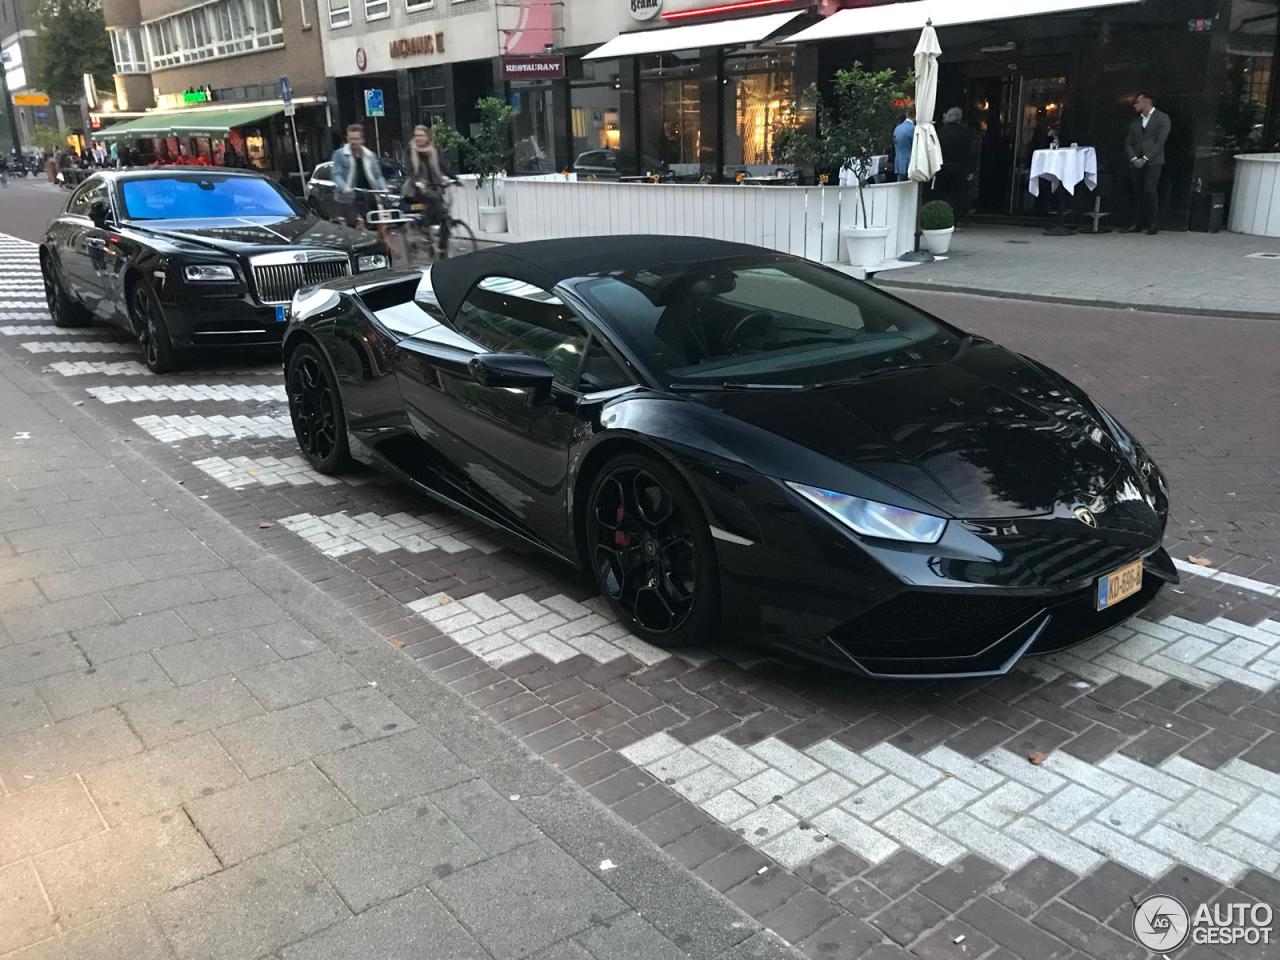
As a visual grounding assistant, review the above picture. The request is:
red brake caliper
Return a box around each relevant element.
[614,504,631,547]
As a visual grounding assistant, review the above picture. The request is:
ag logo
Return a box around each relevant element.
[1133,895,1190,952]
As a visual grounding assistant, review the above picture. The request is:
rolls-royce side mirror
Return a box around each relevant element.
[89,200,110,229]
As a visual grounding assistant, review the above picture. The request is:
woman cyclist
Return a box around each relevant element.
[403,125,451,255]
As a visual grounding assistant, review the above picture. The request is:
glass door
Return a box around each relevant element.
[1009,70,1071,215]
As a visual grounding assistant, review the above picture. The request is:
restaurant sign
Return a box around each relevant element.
[501,55,565,80]
[389,32,446,59]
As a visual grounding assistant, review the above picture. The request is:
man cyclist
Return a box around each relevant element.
[331,124,387,229]
[403,124,451,256]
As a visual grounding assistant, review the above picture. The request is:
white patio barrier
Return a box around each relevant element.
[450,175,918,266]
[1230,153,1280,238]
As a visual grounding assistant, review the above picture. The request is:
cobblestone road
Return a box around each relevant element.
[3,231,1279,960]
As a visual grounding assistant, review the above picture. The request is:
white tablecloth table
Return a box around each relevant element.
[1029,146,1098,196]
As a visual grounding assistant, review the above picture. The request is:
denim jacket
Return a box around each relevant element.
[331,144,387,192]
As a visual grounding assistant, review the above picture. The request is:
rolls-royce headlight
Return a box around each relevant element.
[787,482,947,544]
[357,254,389,272]
[184,264,236,281]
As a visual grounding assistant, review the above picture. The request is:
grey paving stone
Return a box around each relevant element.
[303,797,485,911]
[527,941,593,960]
[991,857,1078,917]
[254,621,324,659]
[129,548,227,580]
[3,902,174,960]
[36,652,174,720]
[68,530,202,567]
[280,886,489,960]
[0,634,88,687]
[0,708,141,788]
[34,811,219,928]
[434,839,626,960]
[0,862,57,954]
[759,888,843,945]
[795,915,885,960]
[0,595,117,643]
[0,547,76,587]
[83,733,243,827]
[214,699,367,778]
[5,519,105,553]
[187,762,356,864]
[958,897,1072,960]
[151,844,349,960]
[102,575,219,617]
[574,910,690,960]
[0,578,43,613]
[236,650,365,710]
[326,686,416,739]
[0,776,103,866]
[714,929,802,960]
[871,890,948,946]
[315,727,473,814]
[0,683,50,736]
[431,778,543,856]
[152,629,280,686]
[36,562,146,603]
[73,610,196,664]
[120,674,263,748]
[173,594,290,637]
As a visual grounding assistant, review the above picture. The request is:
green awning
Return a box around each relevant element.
[99,104,283,140]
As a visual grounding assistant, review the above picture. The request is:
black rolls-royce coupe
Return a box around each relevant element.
[283,236,1177,679]
[39,169,391,373]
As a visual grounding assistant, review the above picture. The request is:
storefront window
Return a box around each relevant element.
[413,66,447,127]
[722,48,796,170]
[1215,1,1277,152]
[640,53,699,172]
[570,58,622,175]
[511,85,557,174]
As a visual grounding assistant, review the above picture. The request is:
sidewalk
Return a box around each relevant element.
[873,224,1280,319]
[0,353,796,960]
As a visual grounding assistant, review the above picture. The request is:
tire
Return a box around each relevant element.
[42,255,90,327]
[286,343,352,474]
[130,281,181,374]
[445,219,477,258]
[585,452,719,648]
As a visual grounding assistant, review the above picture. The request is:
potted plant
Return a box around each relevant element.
[920,200,955,254]
[461,97,514,234]
[783,63,912,268]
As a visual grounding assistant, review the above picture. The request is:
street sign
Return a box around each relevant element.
[284,103,296,117]
[279,76,292,104]
[13,93,49,107]
[364,88,384,118]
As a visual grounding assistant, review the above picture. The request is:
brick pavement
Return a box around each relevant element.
[2,231,1279,958]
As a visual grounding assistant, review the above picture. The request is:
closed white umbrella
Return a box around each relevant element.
[908,22,943,183]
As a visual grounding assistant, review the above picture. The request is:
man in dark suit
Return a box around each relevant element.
[1123,92,1171,235]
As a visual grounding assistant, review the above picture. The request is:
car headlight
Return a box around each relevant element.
[787,482,947,544]
[184,264,236,282]
[357,254,389,272]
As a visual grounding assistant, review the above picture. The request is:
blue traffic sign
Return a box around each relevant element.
[364,88,385,118]
[279,76,292,104]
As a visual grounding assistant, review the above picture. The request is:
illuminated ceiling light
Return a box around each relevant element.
[661,0,794,21]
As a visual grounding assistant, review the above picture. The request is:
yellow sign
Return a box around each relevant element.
[13,92,50,106]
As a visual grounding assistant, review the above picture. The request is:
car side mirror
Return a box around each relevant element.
[468,353,555,404]
[89,200,110,229]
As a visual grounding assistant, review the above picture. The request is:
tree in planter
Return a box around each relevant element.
[782,63,913,227]
[459,97,514,208]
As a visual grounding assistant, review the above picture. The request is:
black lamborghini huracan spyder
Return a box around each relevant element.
[283,236,1176,678]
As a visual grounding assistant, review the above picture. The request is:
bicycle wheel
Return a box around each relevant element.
[445,219,477,258]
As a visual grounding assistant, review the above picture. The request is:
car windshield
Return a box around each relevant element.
[118,175,300,222]
[575,257,962,388]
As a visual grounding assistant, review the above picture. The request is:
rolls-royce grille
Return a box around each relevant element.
[252,257,350,305]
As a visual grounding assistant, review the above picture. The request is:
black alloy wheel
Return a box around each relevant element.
[287,344,352,474]
[42,256,89,327]
[586,453,718,647]
[131,283,179,374]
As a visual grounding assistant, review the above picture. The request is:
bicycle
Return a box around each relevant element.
[360,181,477,265]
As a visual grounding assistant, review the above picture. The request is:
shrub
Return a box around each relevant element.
[921,200,955,231]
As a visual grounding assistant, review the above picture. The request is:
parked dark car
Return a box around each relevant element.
[282,236,1176,678]
[39,168,391,373]
[307,159,406,221]
[571,149,670,180]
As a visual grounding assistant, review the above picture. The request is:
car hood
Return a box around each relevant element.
[128,216,375,253]
[691,340,1125,519]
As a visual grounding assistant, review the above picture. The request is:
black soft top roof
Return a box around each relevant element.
[429,235,770,320]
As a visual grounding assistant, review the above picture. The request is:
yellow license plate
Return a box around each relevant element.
[411,203,425,211]
[1096,559,1143,610]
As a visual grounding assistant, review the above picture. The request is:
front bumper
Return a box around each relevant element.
[158,284,288,350]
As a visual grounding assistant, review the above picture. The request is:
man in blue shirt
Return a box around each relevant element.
[893,111,915,181]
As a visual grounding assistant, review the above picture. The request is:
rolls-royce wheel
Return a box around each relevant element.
[586,452,718,648]
[287,343,352,474]
[42,256,90,328]
[131,282,180,374]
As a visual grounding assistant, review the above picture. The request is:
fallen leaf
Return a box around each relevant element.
[1187,554,1212,566]
[387,637,406,648]
[1028,751,1047,765]
[258,520,276,529]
